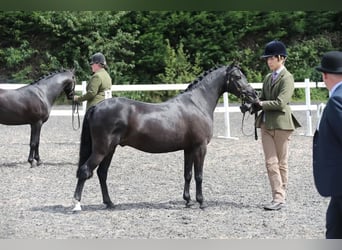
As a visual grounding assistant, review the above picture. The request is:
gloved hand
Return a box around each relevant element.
[250,102,262,114]
[239,103,251,114]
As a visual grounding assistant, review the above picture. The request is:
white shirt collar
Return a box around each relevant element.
[274,66,285,75]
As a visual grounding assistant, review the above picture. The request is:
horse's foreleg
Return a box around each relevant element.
[97,148,116,209]
[34,123,43,166]
[28,127,35,167]
[194,144,207,209]
[183,150,194,207]
[28,122,43,167]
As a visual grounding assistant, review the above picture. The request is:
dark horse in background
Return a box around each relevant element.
[0,69,75,167]
[72,64,259,211]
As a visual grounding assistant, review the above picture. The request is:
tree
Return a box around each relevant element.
[157,39,202,84]
[0,11,138,83]
[0,11,341,102]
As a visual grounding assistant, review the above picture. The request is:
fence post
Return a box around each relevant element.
[81,81,87,114]
[217,92,238,140]
[304,78,313,136]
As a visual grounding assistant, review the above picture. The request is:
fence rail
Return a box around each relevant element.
[0,79,326,138]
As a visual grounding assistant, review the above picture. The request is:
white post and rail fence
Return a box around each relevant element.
[0,79,326,138]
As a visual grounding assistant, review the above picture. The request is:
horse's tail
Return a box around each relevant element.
[76,106,95,178]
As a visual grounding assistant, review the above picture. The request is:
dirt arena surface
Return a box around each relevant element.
[0,106,329,239]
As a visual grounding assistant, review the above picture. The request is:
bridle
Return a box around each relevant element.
[226,66,252,111]
[69,73,80,130]
[241,106,258,140]
[226,66,245,98]
[72,99,80,131]
[226,66,259,140]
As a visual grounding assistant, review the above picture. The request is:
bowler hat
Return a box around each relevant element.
[316,51,342,74]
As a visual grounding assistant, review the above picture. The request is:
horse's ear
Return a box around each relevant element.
[73,60,80,71]
[231,59,241,68]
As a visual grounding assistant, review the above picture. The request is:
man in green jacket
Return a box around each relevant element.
[74,52,112,110]
[254,41,301,210]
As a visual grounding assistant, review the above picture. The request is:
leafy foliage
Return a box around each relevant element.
[157,39,202,84]
[0,11,138,83]
[0,11,341,102]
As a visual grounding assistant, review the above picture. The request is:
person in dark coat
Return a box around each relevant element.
[313,50,342,239]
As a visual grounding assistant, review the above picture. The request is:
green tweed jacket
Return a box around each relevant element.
[78,68,112,110]
[255,68,301,130]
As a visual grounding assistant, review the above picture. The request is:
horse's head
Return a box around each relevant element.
[225,64,259,105]
[63,69,76,100]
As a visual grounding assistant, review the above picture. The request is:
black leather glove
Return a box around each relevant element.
[250,102,262,114]
[240,103,251,114]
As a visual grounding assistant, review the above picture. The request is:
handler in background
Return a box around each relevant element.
[254,41,301,211]
[74,52,112,110]
[313,51,342,239]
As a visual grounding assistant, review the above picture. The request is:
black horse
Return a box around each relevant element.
[0,69,75,167]
[72,64,259,211]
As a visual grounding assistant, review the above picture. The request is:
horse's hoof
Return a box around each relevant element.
[36,160,43,166]
[105,202,116,209]
[72,206,82,212]
[72,199,82,212]
[199,203,208,210]
[185,200,195,208]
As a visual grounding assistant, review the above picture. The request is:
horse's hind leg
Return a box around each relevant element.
[73,153,106,211]
[73,140,113,211]
[183,150,194,207]
[97,148,116,209]
[28,122,43,167]
[73,178,86,211]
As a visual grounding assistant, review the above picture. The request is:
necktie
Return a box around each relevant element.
[272,72,278,84]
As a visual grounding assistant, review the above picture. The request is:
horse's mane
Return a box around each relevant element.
[183,65,225,93]
[30,68,72,85]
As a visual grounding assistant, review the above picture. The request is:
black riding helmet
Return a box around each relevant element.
[261,41,287,58]
[90,52,107,67]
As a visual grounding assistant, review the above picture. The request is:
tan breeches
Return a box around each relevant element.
[260,123,293,203]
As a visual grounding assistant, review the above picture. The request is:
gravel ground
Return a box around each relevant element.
[0,106,329,239]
